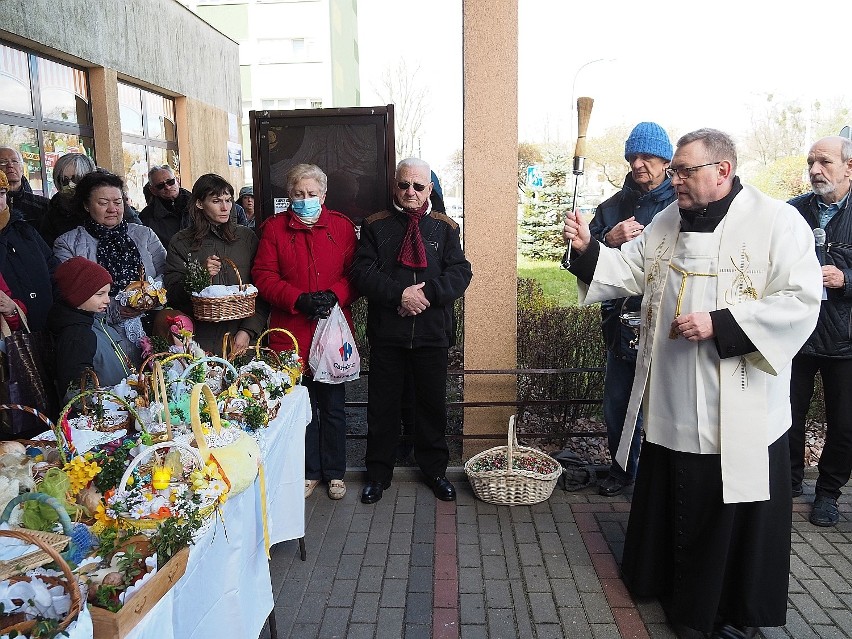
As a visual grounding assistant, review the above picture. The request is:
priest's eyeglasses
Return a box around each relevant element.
[665,162,721,180]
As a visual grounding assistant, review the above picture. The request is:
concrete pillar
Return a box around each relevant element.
[88,67,123,175]
[174,97,193,184]
[462,0,518,457]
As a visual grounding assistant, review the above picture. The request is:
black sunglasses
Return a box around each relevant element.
[397,181,427,192]
[154,177,177,190]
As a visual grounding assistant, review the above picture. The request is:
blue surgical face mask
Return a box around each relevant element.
[291,197,322,218]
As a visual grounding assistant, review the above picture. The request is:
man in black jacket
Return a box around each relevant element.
[0,146,49,231]
[789,135,852,527]
[351,158,472,504]
[139,165,192,249]
[140,165,250,248]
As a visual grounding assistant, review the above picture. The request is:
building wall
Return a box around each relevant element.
[329,0,360,107]
[189,0,359,183]
[1,0,241,185]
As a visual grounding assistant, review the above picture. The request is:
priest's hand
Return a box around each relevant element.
[822,265,845,289]
[671,312,714,342]
[563,211,591,254]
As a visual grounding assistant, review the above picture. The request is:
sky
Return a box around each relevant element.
[357,0,850,178]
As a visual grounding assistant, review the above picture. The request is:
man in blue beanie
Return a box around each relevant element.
[588,122,676,496]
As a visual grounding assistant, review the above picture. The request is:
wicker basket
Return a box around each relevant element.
[0,492,74,581]
[115,440,217,535]
[0,527,82,637]
[124,265,166,311]
[219,372,269,423]
[140,351,194,374]
[191,256,256,322]
[178,356,238,395]
[464,416,563,506]
[256,327,302,388]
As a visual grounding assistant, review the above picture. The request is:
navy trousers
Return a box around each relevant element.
[303,377,347,482]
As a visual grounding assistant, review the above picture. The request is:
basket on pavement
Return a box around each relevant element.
[464,415,563,506]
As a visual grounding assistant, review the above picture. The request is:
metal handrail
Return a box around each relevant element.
[345,366,606,441]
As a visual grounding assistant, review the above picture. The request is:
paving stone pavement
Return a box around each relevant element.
[260,472,852,639]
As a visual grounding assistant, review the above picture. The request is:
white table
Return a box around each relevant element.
[117,386,311,639]
[264,385,311,545]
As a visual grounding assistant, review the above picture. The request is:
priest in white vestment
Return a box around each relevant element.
[562,129,822,638]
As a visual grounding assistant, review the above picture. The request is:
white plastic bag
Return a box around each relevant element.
[308,304,360,383]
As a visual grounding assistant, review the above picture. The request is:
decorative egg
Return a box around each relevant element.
[152,468,172,490]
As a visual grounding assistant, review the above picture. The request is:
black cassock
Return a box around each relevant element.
[620,436,792,633]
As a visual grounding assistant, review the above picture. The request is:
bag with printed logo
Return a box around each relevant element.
[308,304,360,384]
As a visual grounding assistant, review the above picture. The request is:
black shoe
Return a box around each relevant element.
[361,480,390,504]
[810,494,840,527]
[711,623,757,638]
[791,483,803,498]
[598,475,632,497]
[427,476,456,501]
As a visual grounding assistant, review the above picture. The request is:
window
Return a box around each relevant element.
[257,38,318,64]
[0,41,94,196]
[118,82,179,209]
[257,98,323,111]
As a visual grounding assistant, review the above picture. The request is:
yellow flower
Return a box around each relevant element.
[242,388,252,398]
[93,502,115,528]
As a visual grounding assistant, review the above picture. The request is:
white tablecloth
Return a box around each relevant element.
[264,385,311,545]
[81,386,312,639]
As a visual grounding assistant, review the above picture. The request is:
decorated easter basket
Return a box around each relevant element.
[190,383,260,498]
[0,527,82,637]
[218,372,270,429]
[190,256,257,322]
[60,369,141,435]
[255,327,302,390]
[178,356,238,395]
[123,265,167,311]
[112,440,219,535]
[0,405,62,481]
[464,416,563,506]
[0,493,74,580]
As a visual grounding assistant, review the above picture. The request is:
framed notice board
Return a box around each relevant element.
[249,106,396,224]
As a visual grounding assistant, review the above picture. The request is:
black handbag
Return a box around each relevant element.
[0,304,59,438]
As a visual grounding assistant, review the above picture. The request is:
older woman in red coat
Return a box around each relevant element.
[252,164,358,501]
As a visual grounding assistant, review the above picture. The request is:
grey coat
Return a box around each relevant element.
[53,223,167,365]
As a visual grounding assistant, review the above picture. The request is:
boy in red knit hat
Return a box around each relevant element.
[47,256,134,397]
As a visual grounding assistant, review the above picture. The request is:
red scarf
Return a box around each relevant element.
[397,200,429,269]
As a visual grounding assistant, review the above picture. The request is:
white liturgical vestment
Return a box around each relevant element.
[578,184,822,503]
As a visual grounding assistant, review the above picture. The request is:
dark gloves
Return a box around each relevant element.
[295,293,317,317]
[296,291,337,319]
[309,290,338,319]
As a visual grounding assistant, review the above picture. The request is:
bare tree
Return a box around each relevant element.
[741,94,806,166]
[443,148,463,194]
[375,60,429,159]
[586,124,632,188]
